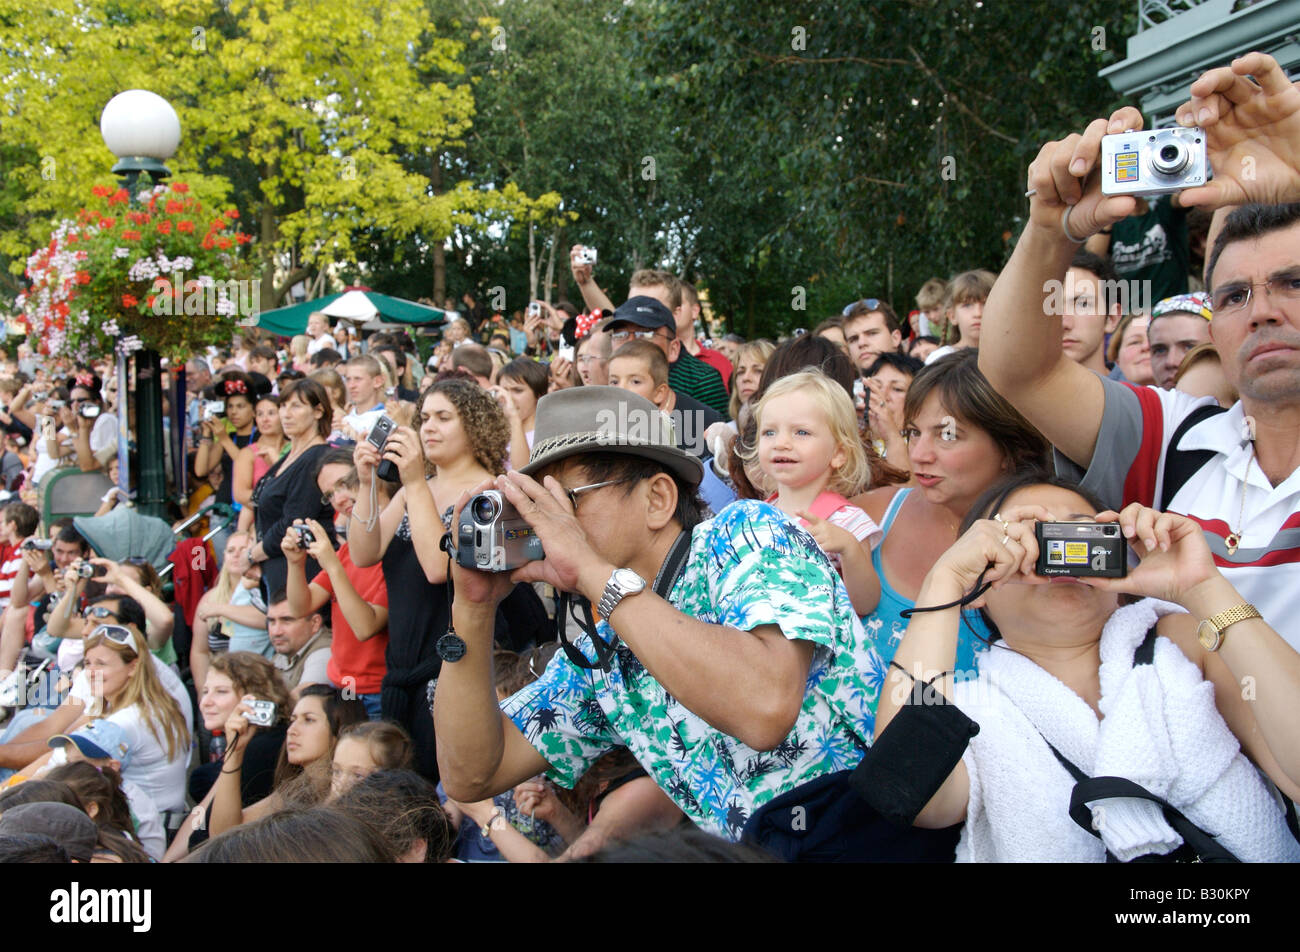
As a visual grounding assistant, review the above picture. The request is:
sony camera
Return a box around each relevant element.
[75,561,107,579]
[454,490,544,572]
[203,399,225,420]
[79,404,100,420]
[291,524,316,547]
[1100,127,1211,198]
[367,415,399,482]
[1035,522,1127,579]
[574,247,597,266]
[244,699,276,727]
[22,539,54,551]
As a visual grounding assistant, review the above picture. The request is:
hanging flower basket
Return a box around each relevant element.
[17,182,256,363]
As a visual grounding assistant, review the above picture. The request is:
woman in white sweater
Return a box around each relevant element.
[875,472,1300,863]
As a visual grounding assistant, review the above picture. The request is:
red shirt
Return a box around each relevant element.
[312,543,389,695]
[693,346,734,393]
[0,543,20,610]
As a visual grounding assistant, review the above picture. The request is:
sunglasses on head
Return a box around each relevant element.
[842,298,883,317]
[91,624,135,648]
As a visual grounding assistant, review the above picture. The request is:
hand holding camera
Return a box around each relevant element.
[380,426,425,487]
[569,245,595,286]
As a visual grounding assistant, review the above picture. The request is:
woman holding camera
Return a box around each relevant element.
[163,651,290,860]
[249,379,336,603]
[206,684,366,839]
[189,532,271,694]
[68,372,116,474]
[193,372,258,511]
[875,471,1300,862]
[349,378,511,778]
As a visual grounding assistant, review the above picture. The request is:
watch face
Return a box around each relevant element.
[612,569,645,593]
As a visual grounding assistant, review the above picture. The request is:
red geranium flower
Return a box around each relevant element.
[224,209,239,219]
[165,200,184,214]
[157,221,172,234]
[122,230,141,241]
[177,220,194,234]
[107,189,128,205]
[99,217,115,229]
[91,184,112,198]
[171,182,189,193]
[209,220,224,233]
[75,271,90,285]
[217,237,230,249]
[122,294,138,308]
[146,294,157,308]
[201,234,215,250]
[235,232,251,245]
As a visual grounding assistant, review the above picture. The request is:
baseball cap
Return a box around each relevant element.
[48,720,131,769]
[599,296,676,336]
[1152,291,1213,322]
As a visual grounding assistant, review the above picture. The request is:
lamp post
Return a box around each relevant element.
[100,90,181,520]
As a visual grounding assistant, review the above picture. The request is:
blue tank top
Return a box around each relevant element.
[224,583,273,658]
[863,488,991,679]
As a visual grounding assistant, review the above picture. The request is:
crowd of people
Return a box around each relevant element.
[0,52,1297,864]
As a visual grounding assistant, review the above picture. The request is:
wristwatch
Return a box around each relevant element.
[597,568,646,619]
[1196,603,1262,652]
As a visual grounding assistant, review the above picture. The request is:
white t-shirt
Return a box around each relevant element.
[89,411,118,462]
[342,404,385,441]
[32,422,73,485]
[307,333,336,357]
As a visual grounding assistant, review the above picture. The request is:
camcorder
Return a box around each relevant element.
[1100,127,1211,198]
[75,561,107,579]
[22,539,54,551]
[203,400,225,421]
[574,247,597,265]
[291,524,316,547]
[244,699,276,727]
[1035,522,1127,579]
[79,404,100,420]
[367,415,399,482]
[454,490,544,572]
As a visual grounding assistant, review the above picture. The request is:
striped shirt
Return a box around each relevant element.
[1056,376,1300,653]
[669,350,731,420]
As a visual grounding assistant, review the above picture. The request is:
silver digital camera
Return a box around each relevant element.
[454,490,544,572]
[203,400,225,420]
[1100,127,1211,198]
[244,699,276,726]
[575,247,597,265]
[79,404,100,420]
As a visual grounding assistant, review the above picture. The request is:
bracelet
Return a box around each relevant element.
[888,660,953,687]
[480,807,502,838]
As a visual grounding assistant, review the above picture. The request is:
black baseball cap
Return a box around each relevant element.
[600,296,676,337]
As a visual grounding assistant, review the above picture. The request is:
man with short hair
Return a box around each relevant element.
[434,386,882,843]
[341,355,388,440]
[247,344,278,380]
[678,281,733,391]
[266,591,332,693]
[570,251,731,417]
[843,301,903,371]
[1148,293,1214,389]
[979,55,1300,652]
[449,344,494,388]
[310,348,343,370]
[1059,250,1122,376]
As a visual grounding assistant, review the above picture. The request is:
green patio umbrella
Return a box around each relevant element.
[255,287,446,336]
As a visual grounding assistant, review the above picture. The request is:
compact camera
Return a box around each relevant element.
[22,539,54,551]
[454,490,544,572]
[75,561,107,579]
[291,524,316,547]
[244,699,276,727]
[527,302,542,318]
[79,404,100,420]
[203,400,225,420]
[367,415,399,482]
[574,247,597,266]
[32,391,47,402]
[1100,127,1211,198]
[1035,522,1127,579]
[48,400,65,411]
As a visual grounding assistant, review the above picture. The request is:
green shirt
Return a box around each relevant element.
[668,350,731,420]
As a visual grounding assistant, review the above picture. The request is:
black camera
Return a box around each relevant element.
[1035,522,1127,579]
[292,524,316,547]
[367,415,400,482]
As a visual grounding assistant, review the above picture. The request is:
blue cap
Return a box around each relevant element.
[48,720,131,769]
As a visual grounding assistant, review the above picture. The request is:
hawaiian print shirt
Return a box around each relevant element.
[501,499,886,840]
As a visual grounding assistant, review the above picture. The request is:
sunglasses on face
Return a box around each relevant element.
[91,624,135,647]
[83,606,118,621]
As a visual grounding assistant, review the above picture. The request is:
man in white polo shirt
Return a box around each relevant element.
[979,51,1300,651]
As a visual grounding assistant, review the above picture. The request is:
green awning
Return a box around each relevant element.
[255,289,446,336]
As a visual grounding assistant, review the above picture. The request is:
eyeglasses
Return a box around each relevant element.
[83,606,117,621]
[1209,273,1300,315]
[565,479,623,511]
[90,624,135,647]
[576,355,606,365]
[320,481,356,506]
[609,329,663,344]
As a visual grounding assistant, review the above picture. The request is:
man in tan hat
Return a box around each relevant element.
[433,386,882,847]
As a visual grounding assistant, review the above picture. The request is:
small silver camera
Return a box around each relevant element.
[79,404,100,420]
[203,399,225,420]
[527,302,541,317]
[1100,127,1211,198]
[454,490,544,572]
[575,247,597,265]
[244,699,276,726]
[22,539,54,551]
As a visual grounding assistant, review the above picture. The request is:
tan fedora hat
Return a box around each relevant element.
[519,386,704,487]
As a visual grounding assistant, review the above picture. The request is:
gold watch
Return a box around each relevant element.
[1196,604,1262,652]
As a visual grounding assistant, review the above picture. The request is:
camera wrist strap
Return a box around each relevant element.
[557,530,692,672]
[899,564,993,619]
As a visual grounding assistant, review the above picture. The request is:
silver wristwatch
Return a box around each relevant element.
[597,568,646,619]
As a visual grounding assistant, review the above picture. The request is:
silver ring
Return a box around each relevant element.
[1024,187,1037,198]
[1061,205,1088,244]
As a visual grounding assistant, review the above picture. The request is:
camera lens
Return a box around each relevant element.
[471,494,498,524]
[1104,525,1118,536]
[1151,139,1189,175]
